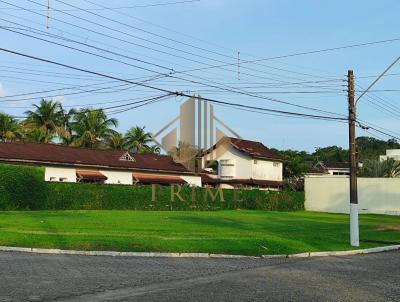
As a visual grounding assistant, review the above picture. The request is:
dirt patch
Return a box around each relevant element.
[376,224,400,232]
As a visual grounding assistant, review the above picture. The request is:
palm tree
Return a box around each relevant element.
[0,112,21,142]
[124,126,152,153]
[106,132,126,150]
[359,159,400,178]
[59,108,77,146]
[144,144,161,154]
[24,99,68,143]
[70,108,118,148]
[23,127,53,143]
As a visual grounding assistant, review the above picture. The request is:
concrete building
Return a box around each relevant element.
[200,137,284,189]
[0,142,201,186]
[379,149,400,161]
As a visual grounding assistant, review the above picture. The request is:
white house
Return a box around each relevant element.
[380,149,400,161]
[307,161,350,176]
[200,137,284,189]
[0,142,202,186]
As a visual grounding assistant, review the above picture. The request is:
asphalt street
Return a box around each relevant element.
[0,250,399,302]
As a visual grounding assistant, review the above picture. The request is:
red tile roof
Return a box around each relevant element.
[76,170,107,181]
[204,137,284,162]
[218,178,283,188]
[133,173,186,185]
[200,173,283,188]
[0,141,191,174]
[322,161,349,169]
[227,137,284,161]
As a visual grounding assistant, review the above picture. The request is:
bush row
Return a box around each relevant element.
[0,163,304,211]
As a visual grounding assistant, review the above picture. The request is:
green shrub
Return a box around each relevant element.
[0,163,304,211]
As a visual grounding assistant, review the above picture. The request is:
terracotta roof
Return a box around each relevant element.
[204,137,284,161]
[133,173,186,185]
[200,173,219,184]
[322,161,349,169]
[201,174,282,188]
[227,137,284,161]
[76,170,107,181]
[0,141,191,174]
[218,178,283,188]
[307,161,350,175]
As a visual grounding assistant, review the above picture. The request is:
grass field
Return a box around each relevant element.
[0,211,399,256]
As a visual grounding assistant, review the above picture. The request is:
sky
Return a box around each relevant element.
[0,0,399,152]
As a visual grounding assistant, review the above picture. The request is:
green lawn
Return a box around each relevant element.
[0,211,399,256]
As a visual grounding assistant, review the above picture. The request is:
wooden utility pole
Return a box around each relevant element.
[348,70,359,247]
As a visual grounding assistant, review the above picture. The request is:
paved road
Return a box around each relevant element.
[0,251,399,302]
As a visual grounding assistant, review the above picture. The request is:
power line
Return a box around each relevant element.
[0,2,348,94]
[0,47,348,122]
[15,0,361,87]
[0,25,346,118]
[0,0,201,11]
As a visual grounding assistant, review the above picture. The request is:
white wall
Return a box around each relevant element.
[305,176,400,215]
[181,175,202,187]
[45,167,77,183]
[203,143,283,181]
[217,147,252,179]
[252,159,282,181]
[100,170,132,185]
[44,166,199,186]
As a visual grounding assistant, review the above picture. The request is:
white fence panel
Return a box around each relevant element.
[305,176,400,215]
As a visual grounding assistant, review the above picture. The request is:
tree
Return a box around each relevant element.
[359,158,400,178]
[124,126,153,153]
[59,108,77,145]
[70,109,118,148]
[144,144,161,154]
[357,136,400,161]
[313,146,348,162]
[0,112,21,142]
[168,141,198,172]
[24,99,68,143]
[106,132,126,150]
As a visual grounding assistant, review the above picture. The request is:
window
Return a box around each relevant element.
[49,177,56,182]
[273,162,280,167]
[59,177,67,182]
[120,152,135,162]
[333,172,350,176]
[254,159,258,164]
[220,159,235,178]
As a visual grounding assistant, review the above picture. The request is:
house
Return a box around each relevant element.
[200,137,284,189]
[307,161,350,176]
[379,149,400,161]
[0,142,201,186]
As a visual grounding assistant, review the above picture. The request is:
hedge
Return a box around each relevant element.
[0,163,304,211]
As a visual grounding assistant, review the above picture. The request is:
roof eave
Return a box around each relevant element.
[0,158,196,175]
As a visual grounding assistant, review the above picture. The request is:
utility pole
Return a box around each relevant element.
[348,70,359,247]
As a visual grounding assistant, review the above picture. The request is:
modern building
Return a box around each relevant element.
[379,149,400,161]
[200,137,284,189]
[307,161,350,176]
[0,142,201,186]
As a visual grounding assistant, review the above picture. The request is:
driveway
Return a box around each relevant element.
[0,251,399,301]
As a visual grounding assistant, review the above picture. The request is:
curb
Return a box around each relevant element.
[0,245,399,259]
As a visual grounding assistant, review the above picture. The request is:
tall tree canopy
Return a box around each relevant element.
[70,109,118,148]
[24,99,68,143]
[124,126,153,153]
[0,112,21,142]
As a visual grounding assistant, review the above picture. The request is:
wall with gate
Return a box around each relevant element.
[305,176,400,215]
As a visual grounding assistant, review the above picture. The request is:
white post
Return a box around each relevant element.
[350,203,359,246]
